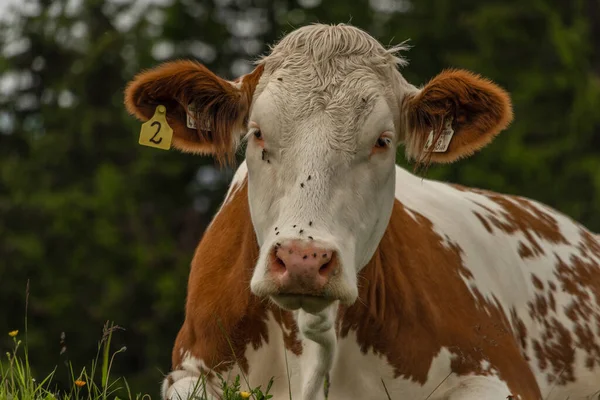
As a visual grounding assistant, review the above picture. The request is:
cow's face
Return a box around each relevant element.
[125,24,512,313]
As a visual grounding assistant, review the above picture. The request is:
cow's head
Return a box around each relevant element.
[125,24,512,314]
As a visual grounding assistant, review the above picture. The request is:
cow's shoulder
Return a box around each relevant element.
[338,190,542,398]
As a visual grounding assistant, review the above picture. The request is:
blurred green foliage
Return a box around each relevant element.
[1,0,598,397]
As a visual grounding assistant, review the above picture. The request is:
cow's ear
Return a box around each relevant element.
[124,60,264,164]
[403,69,513,164]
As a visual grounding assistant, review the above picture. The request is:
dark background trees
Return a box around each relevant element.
[1,0,599,396]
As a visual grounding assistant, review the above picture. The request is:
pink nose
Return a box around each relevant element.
[269,240,337,294]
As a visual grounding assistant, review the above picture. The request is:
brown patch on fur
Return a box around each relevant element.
[519,242,535,259]
[578,229,600,260]
[526,238,600,386]
[553,252,600,373]
[473,211,493,233]
[531,274,544,290]
[337,200,541,398]
[406,69,513,165]
[171,179,301,379]
[531,319,576,385]
[124,61,264,165]
[455,185,569,258]
[511,308,529,357]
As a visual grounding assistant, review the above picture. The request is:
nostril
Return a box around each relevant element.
[319,259,333,276]
[272,256,286,274]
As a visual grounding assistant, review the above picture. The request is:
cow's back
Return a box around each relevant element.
[392,166,600,399]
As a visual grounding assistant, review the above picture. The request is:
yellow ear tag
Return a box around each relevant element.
[138,105,173,150]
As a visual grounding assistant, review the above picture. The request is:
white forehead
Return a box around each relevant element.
[249,24,416,148]
[250,24,415,122]
[251,87,395,150]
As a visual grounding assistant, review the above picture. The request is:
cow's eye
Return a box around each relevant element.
[253,129,263,140]
[375,137,391,148]
[374,134,392,149]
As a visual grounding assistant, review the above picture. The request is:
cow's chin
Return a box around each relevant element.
[270,294,334,314]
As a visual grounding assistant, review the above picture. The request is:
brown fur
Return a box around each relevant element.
[124,61,263,165]
[453,184,569,258]
[406,69,513,165]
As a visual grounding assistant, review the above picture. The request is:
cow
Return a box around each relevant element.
[124,24,600,400]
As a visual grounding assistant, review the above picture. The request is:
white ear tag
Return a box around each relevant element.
[424,119,454,153]
[186,102,212,131]
[186,102,197,129]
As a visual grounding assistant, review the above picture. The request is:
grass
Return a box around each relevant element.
[1,282,273,400]
[0,323,275,400]
[1,321,148,400]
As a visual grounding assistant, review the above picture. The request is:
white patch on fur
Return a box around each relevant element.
[162,354,219,400]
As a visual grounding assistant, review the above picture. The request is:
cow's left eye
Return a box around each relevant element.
[374,135,392,149]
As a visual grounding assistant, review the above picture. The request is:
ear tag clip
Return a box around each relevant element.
[139,105,173,150]
[424,117,454,153]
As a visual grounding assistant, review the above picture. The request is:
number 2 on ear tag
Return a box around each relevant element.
[138,105,173,150]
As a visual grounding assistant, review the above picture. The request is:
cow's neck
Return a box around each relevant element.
[335,198,441,380]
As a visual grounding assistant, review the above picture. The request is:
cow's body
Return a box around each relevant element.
[167,162,600,400]
[124,23,600,400]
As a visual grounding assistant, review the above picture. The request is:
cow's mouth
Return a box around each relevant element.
[271,293,335,313]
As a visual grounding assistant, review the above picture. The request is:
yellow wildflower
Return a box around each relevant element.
[240,391,251,399]
[74,380,86,387]
[8,330,18,337]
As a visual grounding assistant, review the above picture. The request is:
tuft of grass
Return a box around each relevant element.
[1,325,275,400]
[0,322,149,400]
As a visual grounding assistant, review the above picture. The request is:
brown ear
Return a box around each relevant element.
[404,69,513,164]
[124,60,264,164]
